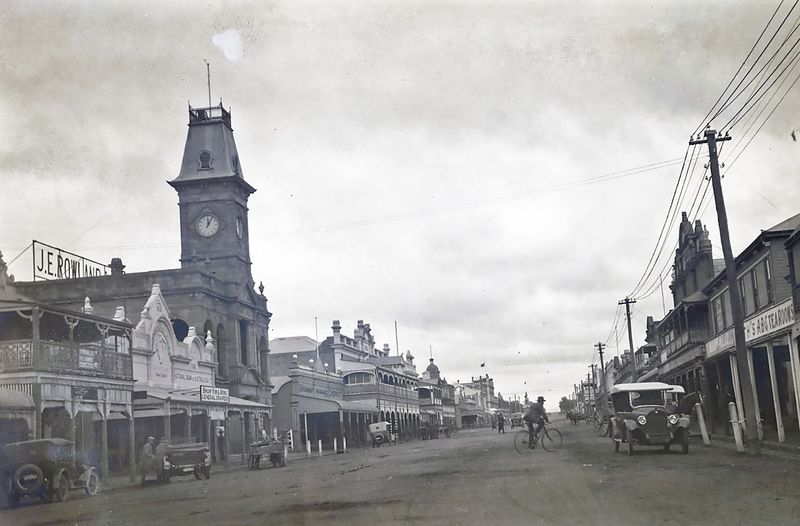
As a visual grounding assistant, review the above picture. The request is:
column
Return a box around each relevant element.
[746,346,763,441]
[788,334,800,432]
[100,403,109,479]
[338,409,345,447]
[224,414,230,468]
[730,353,745,422]
[128,406,136,482]
[240,412,247,464]
[69,402,77,468]
[184,408,192,441]
[765,341,785,442]
[164,399,171,442]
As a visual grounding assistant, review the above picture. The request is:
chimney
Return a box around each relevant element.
[109,258,125,275]
[383,343,391,356]
[332,320,341,344]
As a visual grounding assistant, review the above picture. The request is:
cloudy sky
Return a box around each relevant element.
[2,0,798,403]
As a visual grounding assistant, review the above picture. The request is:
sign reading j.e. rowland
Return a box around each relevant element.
[33,240,109,281]
[200,385,229,404]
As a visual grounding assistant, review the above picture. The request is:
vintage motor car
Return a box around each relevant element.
[1,438,100,507]
[610,382,691,455]
[510,413,524,428]
[158,442,211,483]
[368,421,396,447]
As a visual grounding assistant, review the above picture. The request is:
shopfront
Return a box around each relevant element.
[704,298,798,442]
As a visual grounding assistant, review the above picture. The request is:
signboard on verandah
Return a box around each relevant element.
[200,386,230,404]
[32,240,109,281]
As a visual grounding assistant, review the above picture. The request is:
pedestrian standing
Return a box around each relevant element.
[497,413,505,434]
[139,436,156,486]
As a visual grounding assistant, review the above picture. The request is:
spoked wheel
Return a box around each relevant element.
[513,430,535,454]
[84,469,100,496]
[540,428,563,452]
[50,473,69,503]
[597,419,610,437]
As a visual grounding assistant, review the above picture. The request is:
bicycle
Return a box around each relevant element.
[513,422,563,454]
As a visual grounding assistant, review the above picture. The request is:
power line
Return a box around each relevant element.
[694,0,790,135]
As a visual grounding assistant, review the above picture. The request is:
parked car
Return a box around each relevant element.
[510,413,523,428]
[610,382,691,455]
[368,422,396,447]
[159,442,211,482]
[0,438,100,507]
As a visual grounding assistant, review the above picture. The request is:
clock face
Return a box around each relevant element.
[235,217,243,239]
[196,214,220,237]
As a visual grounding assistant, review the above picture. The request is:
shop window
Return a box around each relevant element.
[764,259,774,305]
[750,270,760,312]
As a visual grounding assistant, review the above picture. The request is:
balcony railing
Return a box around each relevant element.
[0,339,133,380]
[662,328,707,356]
[343,382,420,401]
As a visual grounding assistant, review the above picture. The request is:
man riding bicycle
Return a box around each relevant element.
[524,396,549,441]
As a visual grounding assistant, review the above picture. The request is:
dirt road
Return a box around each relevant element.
[2,418,799,526]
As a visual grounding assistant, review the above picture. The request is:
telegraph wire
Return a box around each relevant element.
[707,0,799,126]
[694,0,790,135]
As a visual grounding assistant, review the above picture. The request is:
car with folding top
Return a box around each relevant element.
[610,382,691,455]
[1,438,100,507]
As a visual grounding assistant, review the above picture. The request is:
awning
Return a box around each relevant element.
[0,388,34,410]
[134,386,270,411]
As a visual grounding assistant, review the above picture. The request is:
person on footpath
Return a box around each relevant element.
[139,436,156,486]
[497,413,505,434]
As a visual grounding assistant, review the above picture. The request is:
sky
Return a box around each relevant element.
[1,0,799,404]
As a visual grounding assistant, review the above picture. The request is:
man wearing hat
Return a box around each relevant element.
[523,396,550,442]
[140,436,156,486]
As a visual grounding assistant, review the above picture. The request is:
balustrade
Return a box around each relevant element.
[0,339,132,379]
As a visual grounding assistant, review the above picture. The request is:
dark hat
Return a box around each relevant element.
[537,396,545,402]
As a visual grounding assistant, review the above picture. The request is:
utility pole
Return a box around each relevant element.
[690,128,760,453]
[595,342,606,393]
[619,297,637,373]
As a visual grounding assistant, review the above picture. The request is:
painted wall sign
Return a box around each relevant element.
[72,386,98,400]
[744,298,794,344]
[705,327,735,359]
[32,240,109,281]
[200,385,229,404]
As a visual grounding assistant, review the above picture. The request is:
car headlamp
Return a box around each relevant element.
[636,415,647,425]
[668,414,679,425]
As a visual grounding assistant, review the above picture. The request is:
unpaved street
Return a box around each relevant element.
[3,418,800,526]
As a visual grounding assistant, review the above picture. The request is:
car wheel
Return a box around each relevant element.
[626,429,635,456]
[13,463,44,495]
[681,430,690,454]
[84,469,100,496]
[50,473,69,503]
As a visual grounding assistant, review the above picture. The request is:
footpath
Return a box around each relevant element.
[102,447,353,492]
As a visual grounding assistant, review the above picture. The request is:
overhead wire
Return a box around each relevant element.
[694,0,789,135]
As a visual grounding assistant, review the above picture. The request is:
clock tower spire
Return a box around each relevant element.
[168,101,255,282]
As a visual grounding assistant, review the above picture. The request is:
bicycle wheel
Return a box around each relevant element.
[540,427,563,452]
[513,430,535,454]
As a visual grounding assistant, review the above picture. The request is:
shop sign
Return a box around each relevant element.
[200,385,229,404]
[72,386,98,400]
[705,327,735,359]
[744,298,794,344]
[174,370,213,388]
[297,377,342,400]
[33,240,109,281]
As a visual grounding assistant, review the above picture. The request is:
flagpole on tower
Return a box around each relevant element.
[203,59,212,108]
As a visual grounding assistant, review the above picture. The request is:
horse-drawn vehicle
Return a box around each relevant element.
[248,439,285,469]
[1,438,100,507]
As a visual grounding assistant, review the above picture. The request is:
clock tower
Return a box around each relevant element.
[168,102,255,282]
